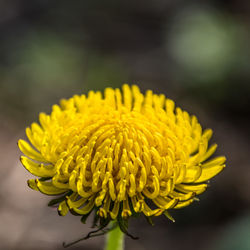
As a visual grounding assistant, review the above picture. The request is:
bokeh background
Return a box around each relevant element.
[1,1,250,250]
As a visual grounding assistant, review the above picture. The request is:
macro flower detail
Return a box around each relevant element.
[18,84,225,235]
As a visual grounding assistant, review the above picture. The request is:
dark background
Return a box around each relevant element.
[0,1,250,250]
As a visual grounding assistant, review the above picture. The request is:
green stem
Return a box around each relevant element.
[105,222,124,250]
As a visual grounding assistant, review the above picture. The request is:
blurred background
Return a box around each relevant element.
[0,0,250,250]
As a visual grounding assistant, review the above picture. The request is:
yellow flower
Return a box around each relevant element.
[18,84,225,232]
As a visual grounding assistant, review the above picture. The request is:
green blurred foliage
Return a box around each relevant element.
[212,214,250,250]
[0,32,128,120]
[168,6,247,83]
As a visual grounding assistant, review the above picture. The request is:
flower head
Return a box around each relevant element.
[19,84,225,234]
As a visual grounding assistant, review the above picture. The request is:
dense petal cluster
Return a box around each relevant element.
[19,84,225,226]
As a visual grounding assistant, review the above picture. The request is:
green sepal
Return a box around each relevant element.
[164,210,175,223]
[144,215,154,226]
[69,208,83,216]
[81,212,92,224]
[129,198,140,218]
[39,177,52,181]
[117,214,139,240]
[48,191,73,207]
[91,207,100,228]
[99,216,111,229]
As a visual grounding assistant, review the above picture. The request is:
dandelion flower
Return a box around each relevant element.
[18,84,225,236]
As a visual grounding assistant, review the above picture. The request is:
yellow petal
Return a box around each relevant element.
[95,189,107,207]
[176,183,207,195]
[25,127,40,151]
[110,201,120,219]
[175,164,186,184]
[20,156,55,177]
[121,198,132,218]
[200,144,217,163]
[142,175,160,199]
[131,196,144,213]
[36,179,68,195]
[77,177,93,198]
[122,84,132,111]
[159,179,173,196]
[69,170,78,192]
[52,175,69,189]
[153,197,178,210]
[195,164,225,183]
[71,196,95,215]
[202,129,213,140]
[18,140,47,162]
[170,190,195,201]
[183,165,202,183]
[174,199,194,209]
[202,156,226,168]
[67,196,87,209]
[27,179,39,191]
[142,201,163,216]
[58,201,69,216]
